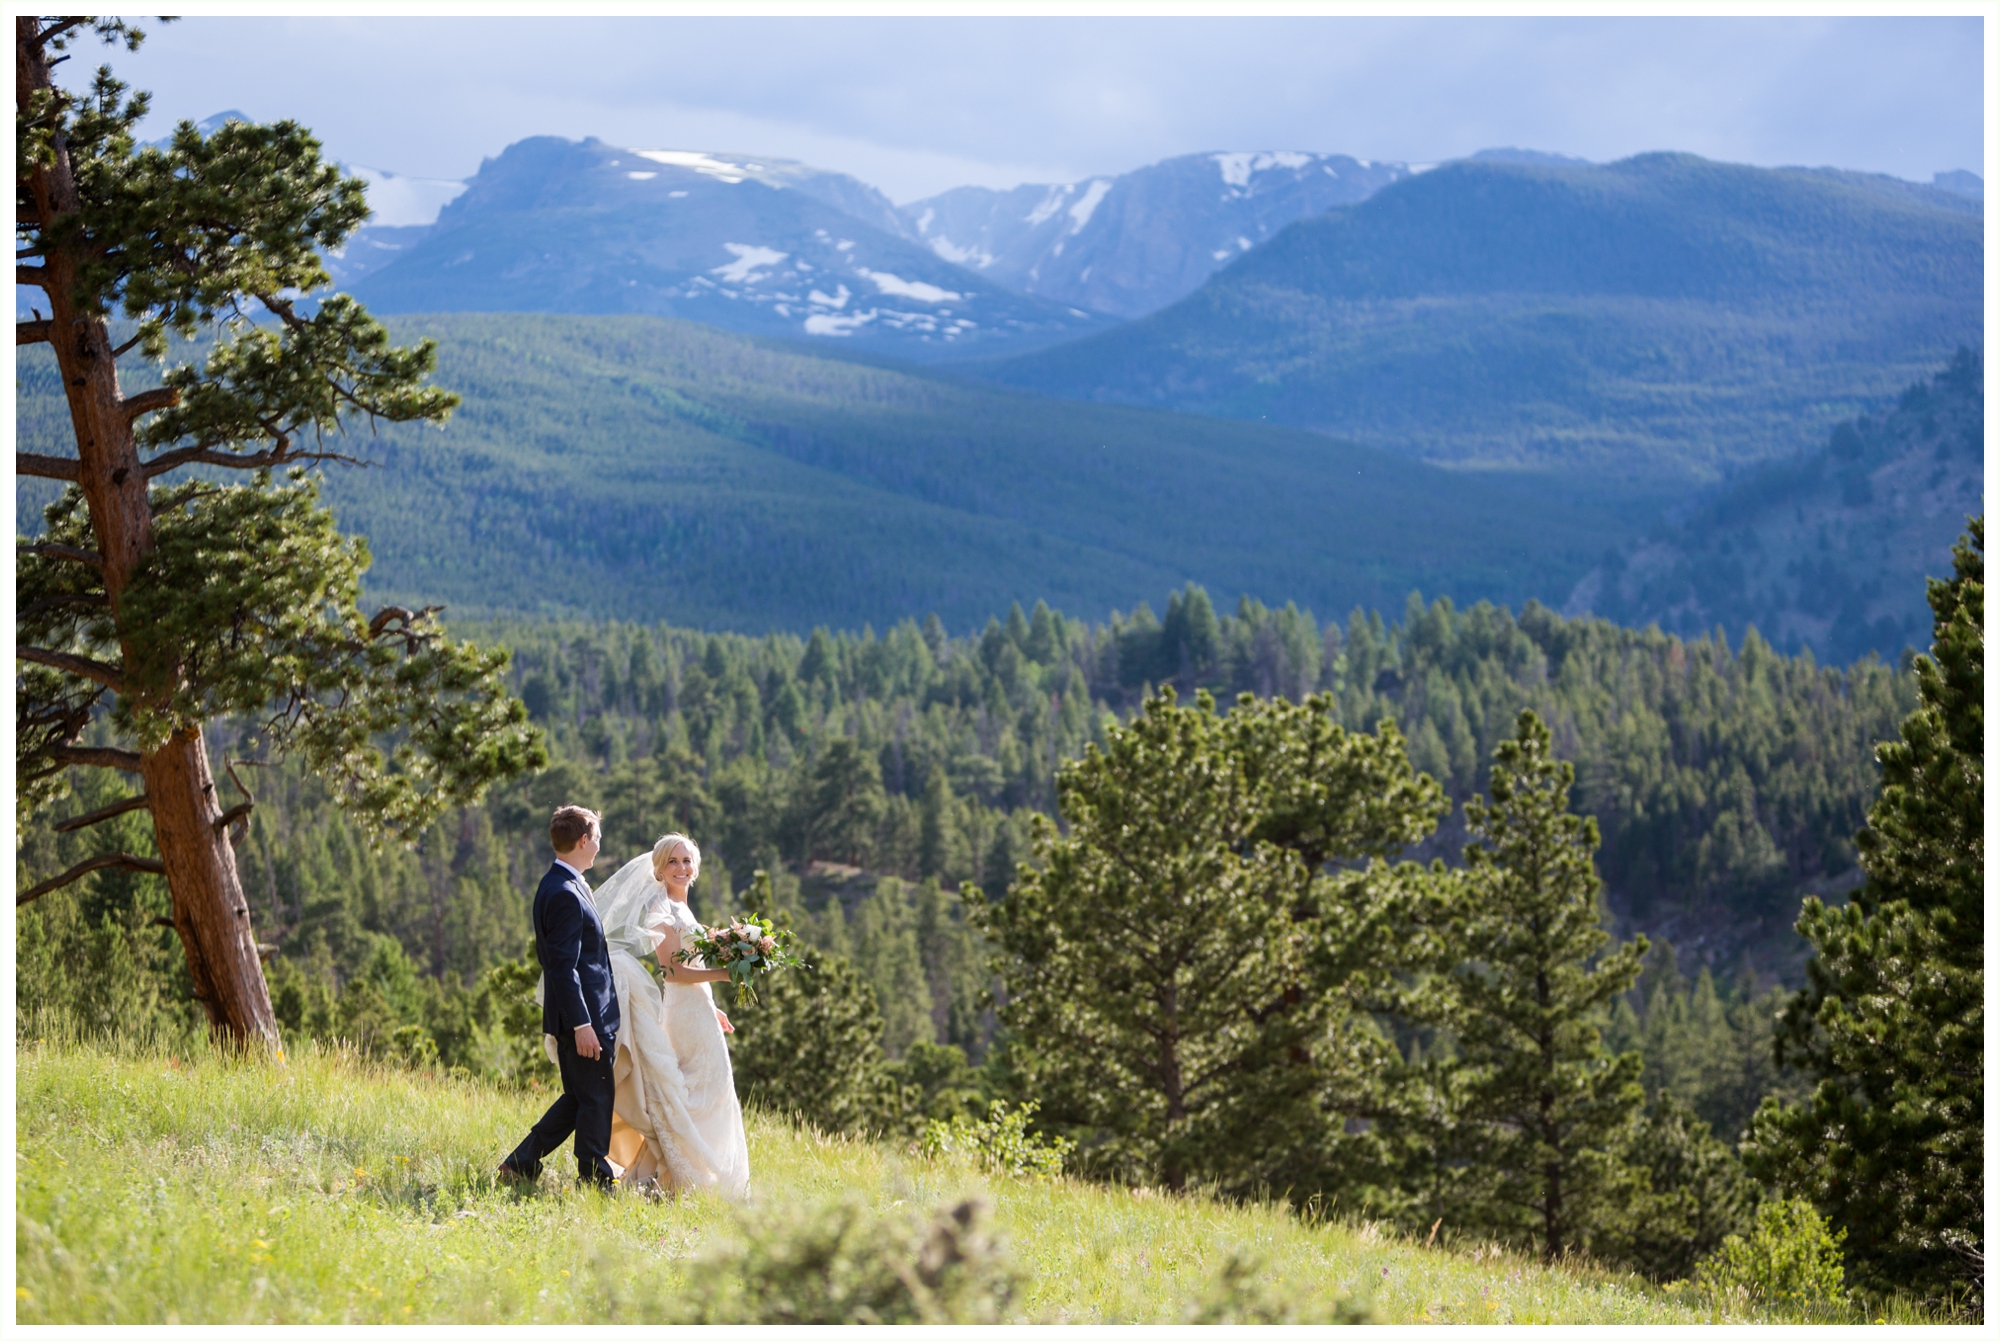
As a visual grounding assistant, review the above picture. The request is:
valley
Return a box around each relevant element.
[15,313,1662,634]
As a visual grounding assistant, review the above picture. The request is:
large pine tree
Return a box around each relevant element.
[973,687,1446,1196]
[1414,709,1648,1261]
[1746,518,1983,1309]
[15,17,543,1043]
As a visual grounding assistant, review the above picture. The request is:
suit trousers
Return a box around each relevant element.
[505,1029,617,1186]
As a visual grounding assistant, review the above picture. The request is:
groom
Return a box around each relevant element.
[500,805,622,1188]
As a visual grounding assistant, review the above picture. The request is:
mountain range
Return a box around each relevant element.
[982,152,1984,482]
[18,122,1986,659]
[332,133,1982,487]
[896,150,1412,318]
[346,136,1107,359]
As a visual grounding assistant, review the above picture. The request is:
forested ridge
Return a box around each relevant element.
[13,312,1668,634]
[1571,347,1984,665]
[984,153,1982,479]
[22,588,1911,1075]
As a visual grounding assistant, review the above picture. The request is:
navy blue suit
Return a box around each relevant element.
[505,861,623,1185]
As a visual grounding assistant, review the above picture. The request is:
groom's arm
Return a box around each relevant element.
[542,889,595,1035]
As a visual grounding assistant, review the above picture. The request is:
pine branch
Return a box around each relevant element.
[18,542,104,568]
[368,605,444,650]
[16,319,52,345]
[16,645,124,690]
[16,452,80,481]
[255,290,311,333]
[48,744,144,772]
[18,593,108,621]
[121,386,180,420]
[26,18,91,52]
[141,442,367,479]
[218,757,264,843]
[16,852,167,907]
[17,265,50,289]
[53,793,152,833]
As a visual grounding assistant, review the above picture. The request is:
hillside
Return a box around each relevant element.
[17,1039,1900,1324]
[1564,350,1985,664]
[348,137,1106,361]
[981,153,1984,481]
[900,150,1410,318]
[16,313,1663,634]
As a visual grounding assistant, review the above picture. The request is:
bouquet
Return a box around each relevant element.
[673,913,804,1002]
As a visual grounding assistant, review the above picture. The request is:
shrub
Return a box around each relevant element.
[1695,1197,1846,1304]
[679,1197,1020,1323]
[1598,1091,1759,1280]
[1186,1246,1375,1323]
[920,1099,1072,1179]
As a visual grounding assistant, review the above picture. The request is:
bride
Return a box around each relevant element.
[584,832,750,1195]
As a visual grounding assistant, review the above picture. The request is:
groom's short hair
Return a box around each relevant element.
[550,805,599,853]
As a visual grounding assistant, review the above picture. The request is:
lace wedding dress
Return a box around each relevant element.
[569,855,751,1196]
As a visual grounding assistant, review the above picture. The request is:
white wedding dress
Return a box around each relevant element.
[569,855,750,1196]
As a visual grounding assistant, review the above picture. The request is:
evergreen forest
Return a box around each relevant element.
[24,579,1956,1290]
[14,21,1980,1320]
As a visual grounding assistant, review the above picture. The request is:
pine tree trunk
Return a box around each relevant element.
[18,17,278,1046]
[144,731,277,1043]
[1160,981,1186,1192]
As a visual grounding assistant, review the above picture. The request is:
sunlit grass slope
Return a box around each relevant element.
[15,1038,1904,1324]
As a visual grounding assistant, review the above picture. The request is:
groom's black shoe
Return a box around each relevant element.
[496,1160,534,1185]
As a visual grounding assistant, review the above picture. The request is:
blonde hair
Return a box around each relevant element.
[652,832,701,884]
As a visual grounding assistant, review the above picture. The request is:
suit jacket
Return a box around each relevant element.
[534,861,620,1046]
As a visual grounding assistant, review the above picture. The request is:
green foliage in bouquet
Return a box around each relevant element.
[674,911,804,1003]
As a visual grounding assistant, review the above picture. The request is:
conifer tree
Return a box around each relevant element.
[1746,518,1983,1309]
[15,17,542,1044]
[727,872,899,1132]
[1416,709,1647,1260]
[972,687,1444,1195]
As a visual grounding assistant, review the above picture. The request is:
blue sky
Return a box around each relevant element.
[96,15,1985,205]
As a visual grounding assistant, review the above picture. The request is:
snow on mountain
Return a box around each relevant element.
[348,136,1099,358]
[900,150,1412,318]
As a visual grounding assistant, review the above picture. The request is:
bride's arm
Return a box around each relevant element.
[652,921,732,985]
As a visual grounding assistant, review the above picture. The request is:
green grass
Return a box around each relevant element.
[14,1035,1936,1324]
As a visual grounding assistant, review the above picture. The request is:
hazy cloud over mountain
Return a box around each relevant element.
[99,15,1982,203]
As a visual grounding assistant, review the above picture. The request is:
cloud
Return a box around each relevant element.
[96,16,1983,203]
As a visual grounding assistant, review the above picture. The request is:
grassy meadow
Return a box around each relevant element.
[13,1034,1930,1325]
